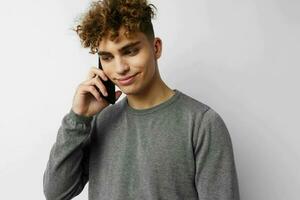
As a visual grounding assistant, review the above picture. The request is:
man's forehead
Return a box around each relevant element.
[98,31,145,51]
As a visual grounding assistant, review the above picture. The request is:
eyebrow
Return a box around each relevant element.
[98,41,141,56]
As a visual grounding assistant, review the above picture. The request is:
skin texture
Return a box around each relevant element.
[98,27,175,110]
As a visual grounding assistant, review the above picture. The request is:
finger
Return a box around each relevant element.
[86,67,109,81]
[82,84,102,101]
[82,76,108,97]
[115,90,123,100]
[93,76,108,96]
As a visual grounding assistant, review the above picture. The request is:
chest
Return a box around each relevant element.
[94,115,195,168]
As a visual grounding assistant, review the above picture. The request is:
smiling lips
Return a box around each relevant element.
[118,74,137,86]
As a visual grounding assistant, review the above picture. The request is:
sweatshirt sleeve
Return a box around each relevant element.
[194,108,240,200]
[43,108,96,200]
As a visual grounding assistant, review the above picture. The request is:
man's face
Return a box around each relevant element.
[98,28,162,96]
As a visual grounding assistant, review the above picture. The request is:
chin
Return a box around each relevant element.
[118,83,146,96]
[119,86,138,96]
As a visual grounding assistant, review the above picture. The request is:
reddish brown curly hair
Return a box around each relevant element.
[72,0,157,54]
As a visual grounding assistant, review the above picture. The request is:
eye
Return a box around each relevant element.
[125,48,139,56]
[101,55,113,62]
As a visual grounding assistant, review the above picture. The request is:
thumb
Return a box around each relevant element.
[115,90,123,100]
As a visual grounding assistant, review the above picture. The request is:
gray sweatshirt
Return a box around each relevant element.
[43,89,240,200]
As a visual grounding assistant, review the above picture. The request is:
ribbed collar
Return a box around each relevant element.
[123,89,182,115]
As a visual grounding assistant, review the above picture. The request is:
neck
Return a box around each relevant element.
[126,70,175,110]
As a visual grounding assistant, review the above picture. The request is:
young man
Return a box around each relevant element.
[43,0,240,200]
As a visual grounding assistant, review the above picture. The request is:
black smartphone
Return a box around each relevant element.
[97,56,116,104]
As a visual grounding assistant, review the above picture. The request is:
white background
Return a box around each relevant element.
[0,0,299,199]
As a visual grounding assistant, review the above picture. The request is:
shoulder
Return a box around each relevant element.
[177,90,225,122]
[175,90,226,131]
[175,90,211,117]
[176,90,231,144]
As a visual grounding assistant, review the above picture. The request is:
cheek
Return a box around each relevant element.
[131,51,154,72]
[102,67,113,79]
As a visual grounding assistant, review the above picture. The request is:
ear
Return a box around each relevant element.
[153,37,162,59]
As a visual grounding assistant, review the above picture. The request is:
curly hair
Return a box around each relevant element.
[72,0,157,54]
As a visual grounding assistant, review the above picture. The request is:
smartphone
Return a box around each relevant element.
[97,55,116,104]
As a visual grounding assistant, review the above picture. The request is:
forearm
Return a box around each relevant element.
[43,109,94,200]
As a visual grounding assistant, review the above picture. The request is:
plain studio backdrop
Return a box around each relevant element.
[0,0,299,199]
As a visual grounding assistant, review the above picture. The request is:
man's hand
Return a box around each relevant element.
[71,67,122,117]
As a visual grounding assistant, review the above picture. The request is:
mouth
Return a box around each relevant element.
[117,73,138,86]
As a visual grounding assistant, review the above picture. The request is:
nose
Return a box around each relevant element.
[115,57,130,74]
